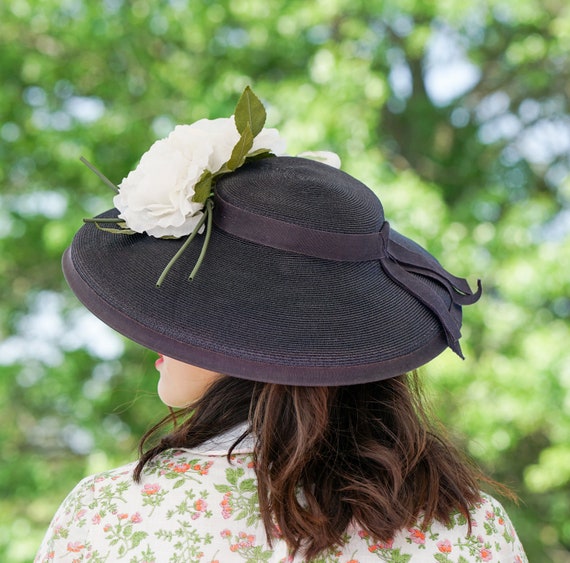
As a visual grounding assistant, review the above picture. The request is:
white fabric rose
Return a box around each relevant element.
[253,127,287,156]
[114,117,286,238]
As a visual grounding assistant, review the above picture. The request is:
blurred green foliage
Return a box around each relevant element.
[1,0,569,561]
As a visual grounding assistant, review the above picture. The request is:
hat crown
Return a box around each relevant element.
[216,157,384,235]
[64,156,480,385]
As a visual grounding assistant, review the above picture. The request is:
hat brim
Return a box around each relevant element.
[63,212,454,386]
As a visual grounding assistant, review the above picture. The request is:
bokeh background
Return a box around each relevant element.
[1,0,569,561]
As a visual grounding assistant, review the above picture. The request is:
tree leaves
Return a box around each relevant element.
[3,3,568,561]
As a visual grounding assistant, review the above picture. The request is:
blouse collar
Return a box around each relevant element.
[182,422,254,456]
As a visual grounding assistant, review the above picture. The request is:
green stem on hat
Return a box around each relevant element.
[189,198,214,281]
[83,217,123,223]
[155,204,210,287]
[83,216,136,234]
[80,156,120,193]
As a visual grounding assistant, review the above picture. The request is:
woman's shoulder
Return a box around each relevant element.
[465,492,522,546]
[472,491,519,522]
[35,449,259,562]
[62,447,252,499]
[346,492,527,563]
[37,462,527,563]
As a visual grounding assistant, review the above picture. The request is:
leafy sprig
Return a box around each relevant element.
[192,86,269,203]
[81,86,273,286]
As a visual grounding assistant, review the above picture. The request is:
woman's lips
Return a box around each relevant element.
[155,354,164,369]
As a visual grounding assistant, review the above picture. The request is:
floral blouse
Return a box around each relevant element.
[36,428,528,563]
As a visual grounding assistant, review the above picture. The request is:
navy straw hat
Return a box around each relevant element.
[63,156,481,386]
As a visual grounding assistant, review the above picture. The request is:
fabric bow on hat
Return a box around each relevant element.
[376,222,482,359]
[213,192,482,360]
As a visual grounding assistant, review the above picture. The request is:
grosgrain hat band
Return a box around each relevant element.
[213,191,482,358]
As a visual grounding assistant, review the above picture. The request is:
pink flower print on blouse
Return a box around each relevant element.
[220,491,233,519]
[191,498,209,520]
[222,530,272,559]
[66,542,85,553]
[33,450,528,563]
[142,483,160,495]
[172,462,192,473]
[130,512,143,523]
[195,460,214,475]
[357,529,396,554]
[74,509,86,522]
[165,458,214,478]
[141,482,165,516]
[408,528,426,544]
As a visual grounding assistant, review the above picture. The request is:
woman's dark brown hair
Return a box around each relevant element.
[134,372,512,560]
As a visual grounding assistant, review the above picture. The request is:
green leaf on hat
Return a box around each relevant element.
[93,224,137,235]
[226,125,254,171]
[83,217,137,234]
[246,148,274,161]
[234,86,266,138]
[193,170,214,203]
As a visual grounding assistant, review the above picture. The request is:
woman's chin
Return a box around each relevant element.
[157,381,192,408]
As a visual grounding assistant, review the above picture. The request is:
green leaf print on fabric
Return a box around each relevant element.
[155,522,213,563]
[129,544,157,563]
[34,446,528,563]
[140,482,167,516]
[165,488,212,521]
[215,456,260,527]
[101,511,149,557]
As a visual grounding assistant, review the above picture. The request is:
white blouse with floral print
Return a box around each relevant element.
[35,427,528,563]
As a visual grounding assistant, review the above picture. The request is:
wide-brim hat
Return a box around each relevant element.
[63,156,481,386]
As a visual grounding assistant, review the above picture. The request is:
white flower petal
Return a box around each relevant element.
[252,127,287,155]
[112,109,290,238]
[144,210,204,238]
[297,150,341,169]
[114,127,216,237]
[185,118,240,172]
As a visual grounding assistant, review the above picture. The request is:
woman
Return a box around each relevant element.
[36,89,527,562]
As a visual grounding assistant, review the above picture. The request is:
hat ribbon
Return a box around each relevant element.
[213,194,482,358]
[375,222,481,358]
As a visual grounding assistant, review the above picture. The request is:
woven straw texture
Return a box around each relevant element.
[64,158,456,385]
